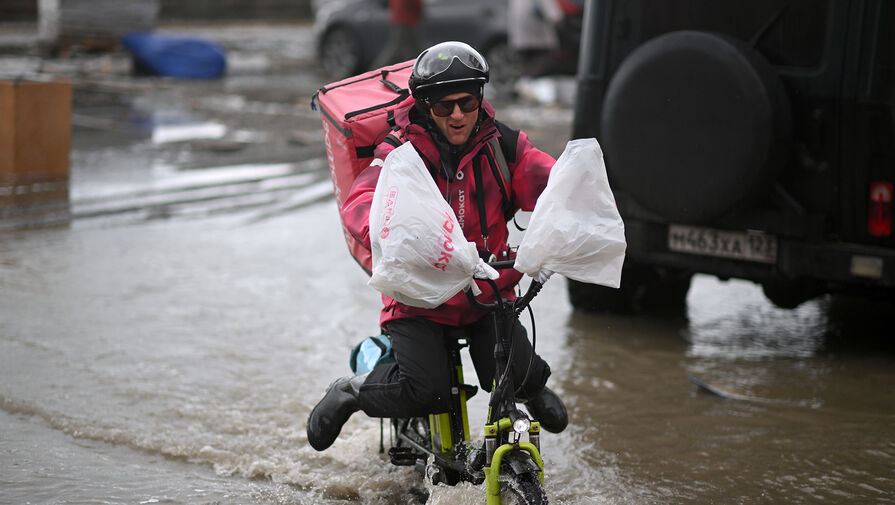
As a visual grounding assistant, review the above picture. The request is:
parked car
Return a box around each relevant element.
[313,0,583,85]
[314,0,508,80]
[570,0,895,313]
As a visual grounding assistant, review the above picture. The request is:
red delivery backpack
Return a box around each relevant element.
[311,61,415,274]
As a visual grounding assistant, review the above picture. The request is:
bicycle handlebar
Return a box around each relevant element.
[466,261,544,419]
[464,261,543,315]
[487,260,516,270]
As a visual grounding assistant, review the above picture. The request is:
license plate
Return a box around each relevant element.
[668,224,777,264]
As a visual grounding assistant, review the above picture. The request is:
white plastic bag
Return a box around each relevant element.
[368,143,498,308]
[514,138,626,287]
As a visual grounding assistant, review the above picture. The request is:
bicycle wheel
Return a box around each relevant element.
[497,451,548,505]
[499,471,548,505]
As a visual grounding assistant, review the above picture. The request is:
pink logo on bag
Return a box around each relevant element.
[433,211,456,271]
[380,186,399,239]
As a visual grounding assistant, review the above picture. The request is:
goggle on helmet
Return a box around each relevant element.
[409,41,490,101]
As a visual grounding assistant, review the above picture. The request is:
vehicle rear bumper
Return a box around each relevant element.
[625,220,895,288]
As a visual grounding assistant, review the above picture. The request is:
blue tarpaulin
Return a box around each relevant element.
[122,33,226,79]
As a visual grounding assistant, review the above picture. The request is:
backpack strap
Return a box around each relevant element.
[484,134,515,222]
[491,120,520,198]
[356,120,404,158]
[495,120,520,163]
[486,138,511,202]
[472,128,519,247]
[382,128,403,149]
[471,155,491,248]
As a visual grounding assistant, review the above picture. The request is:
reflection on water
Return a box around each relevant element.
[2,211,893,505]
[559,274,895,505]
[685,275,828,359]
[151,121,227,144]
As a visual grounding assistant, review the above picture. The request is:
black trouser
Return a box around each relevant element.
[357,315,551,418]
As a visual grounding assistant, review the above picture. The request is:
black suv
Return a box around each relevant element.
[570,0,894,312]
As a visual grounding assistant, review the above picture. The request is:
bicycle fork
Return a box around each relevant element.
[481,303,546,504]
[483,417,544,504]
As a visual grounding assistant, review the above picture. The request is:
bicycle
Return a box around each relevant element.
[379,260,550,505]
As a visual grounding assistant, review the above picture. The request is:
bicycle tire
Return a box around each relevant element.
[499,471,548,505]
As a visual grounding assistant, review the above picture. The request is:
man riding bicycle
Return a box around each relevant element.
[307,41,568,452]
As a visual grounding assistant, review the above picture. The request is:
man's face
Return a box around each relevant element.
[428,92,480,146]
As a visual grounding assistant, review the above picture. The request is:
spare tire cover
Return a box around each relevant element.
[601,31,791,223]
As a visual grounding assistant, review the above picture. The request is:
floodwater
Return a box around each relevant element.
[2,21,894,505]
[2,201,894,505]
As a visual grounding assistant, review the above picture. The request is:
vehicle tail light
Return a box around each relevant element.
[868,181,893,237]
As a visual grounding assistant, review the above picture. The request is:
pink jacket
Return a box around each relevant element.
[341,96,555,326]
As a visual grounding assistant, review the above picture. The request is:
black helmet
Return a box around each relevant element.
[409,41,490,102]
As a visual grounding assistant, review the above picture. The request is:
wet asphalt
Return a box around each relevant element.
[2,21,893,505]
[1,21,573,230]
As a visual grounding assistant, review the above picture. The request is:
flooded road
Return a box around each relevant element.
[2,22,895,505]
[2,202,894,505]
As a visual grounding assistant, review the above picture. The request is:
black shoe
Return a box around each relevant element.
[524,386,568,433]
[307,376,362,451]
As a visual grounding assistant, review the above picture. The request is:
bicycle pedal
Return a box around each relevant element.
[388,447,421,466]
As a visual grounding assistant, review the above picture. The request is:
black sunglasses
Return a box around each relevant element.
[428,95,481,117]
